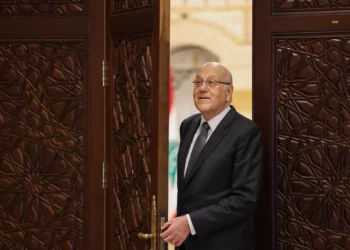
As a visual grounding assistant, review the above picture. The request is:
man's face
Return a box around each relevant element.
[193,64,233,120]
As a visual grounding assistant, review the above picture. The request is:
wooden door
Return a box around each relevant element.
[0,1,105,250]
[106,0,170,250]
[254,1,350,249]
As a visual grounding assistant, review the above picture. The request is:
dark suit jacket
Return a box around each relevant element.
[176,106,263,250]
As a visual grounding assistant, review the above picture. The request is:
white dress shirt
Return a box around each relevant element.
[184,106,231,235]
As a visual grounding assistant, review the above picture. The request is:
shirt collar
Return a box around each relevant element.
[200,106,231,131]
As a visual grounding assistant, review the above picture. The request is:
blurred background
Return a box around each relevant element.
[168,0,253,220]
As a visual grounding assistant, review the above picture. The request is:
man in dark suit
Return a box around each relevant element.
[160,62,263,250]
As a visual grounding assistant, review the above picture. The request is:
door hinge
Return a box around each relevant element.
[102,60,108,87]
[102,162,107,189]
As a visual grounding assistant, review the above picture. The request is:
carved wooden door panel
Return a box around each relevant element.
[0,1,105,250]
[254,1,350,250]
[106,0,170,250]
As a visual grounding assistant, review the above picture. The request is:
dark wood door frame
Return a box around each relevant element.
[253,1,350,249]
[0,1,105,249]
[107,1,169,249]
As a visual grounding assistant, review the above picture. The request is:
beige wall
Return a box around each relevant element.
[171,0,252,120]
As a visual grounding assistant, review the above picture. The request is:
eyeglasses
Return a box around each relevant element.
[192,79,231,89]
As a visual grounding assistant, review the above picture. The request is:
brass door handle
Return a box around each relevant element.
[138,233,156,239]
[138,196,157,250]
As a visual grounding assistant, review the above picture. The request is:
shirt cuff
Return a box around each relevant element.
[186,214,196,235]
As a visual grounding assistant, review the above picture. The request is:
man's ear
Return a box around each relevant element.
[226,85,233,101]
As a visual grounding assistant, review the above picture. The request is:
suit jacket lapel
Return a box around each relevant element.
[184,107,236,187]
[178,115,200,191]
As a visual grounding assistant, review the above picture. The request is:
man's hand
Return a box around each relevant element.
[160,215,190,247]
